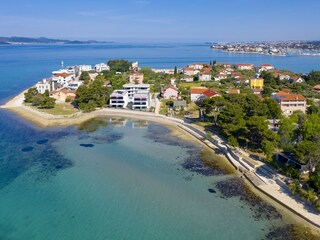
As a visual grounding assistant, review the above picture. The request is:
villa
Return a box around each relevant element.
[162,84,178,99]
[273,91,306,116]
[182,67,198,76]
[36,79,51,94]
[128,72,144,84]
[215,73,228,81]
[199,71,212,81]
[258,64,274,72]
[50,88,76,103]
[235,63,254,70]
[188,63,205,70]
[190,87,209,101]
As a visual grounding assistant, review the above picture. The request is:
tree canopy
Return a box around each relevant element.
[107,60,132,73]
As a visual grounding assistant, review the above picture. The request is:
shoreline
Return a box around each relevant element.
[1,92,320,233]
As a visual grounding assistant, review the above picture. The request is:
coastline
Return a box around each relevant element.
[1,92,320,233]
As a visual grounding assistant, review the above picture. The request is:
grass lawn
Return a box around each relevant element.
[178,82,204,88]
[38,103,79,115]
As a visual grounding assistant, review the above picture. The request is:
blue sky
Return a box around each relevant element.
[0,0,319,42]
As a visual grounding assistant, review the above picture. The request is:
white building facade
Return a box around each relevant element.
[109,90,129,108]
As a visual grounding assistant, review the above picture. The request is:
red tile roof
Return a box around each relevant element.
[54,72,71,77]
[190,87,208,94]
[259,64,272,67]
[203,89,219,98]
[275,92,306,101]
[163,84,178,91]
[227,89,240,94]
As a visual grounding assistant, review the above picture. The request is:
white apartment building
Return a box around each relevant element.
[132,91,150,110]
[122,84,150,99]
[36,79,51,94]
[68,81,83,90]
[78,65,92,72]
[94,63,110,72]
[109,90,129,108]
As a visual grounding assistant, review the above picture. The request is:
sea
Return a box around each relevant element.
[0,43,319,240]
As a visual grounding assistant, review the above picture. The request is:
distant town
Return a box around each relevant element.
[210,40,320,56]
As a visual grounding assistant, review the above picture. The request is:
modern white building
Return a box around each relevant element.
[68,81,83,90]
[94,63,110,72]
[36,79,51,94]
[78,65,92,72]
[132,91,150,110]
[122,84,150,99]
[51,72,73,89]
[109,90,129,108]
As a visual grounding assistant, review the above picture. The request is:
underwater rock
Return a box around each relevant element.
[208,188,216,193]
[36,139,49,145]
[21,147,33,152]
[216,178,282,221]
[80,143,94,148]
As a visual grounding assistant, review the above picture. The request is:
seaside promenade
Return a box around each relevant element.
[1,92,320,230]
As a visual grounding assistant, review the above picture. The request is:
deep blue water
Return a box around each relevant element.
[0,43,317,239]
[1,42,320,104]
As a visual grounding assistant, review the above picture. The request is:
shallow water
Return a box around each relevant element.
[0,115,287,240]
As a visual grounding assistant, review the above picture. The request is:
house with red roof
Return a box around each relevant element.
[190,87,208,101]
[188,63,205,70]
[202,89,220,98]
[235,63,254,70]
[182,67,199,76]
[312,85,320,93]
[214,73,228,81]
[162,84,179,99]
[258,64,274,72]
[273,91,306,116]
[190,87,220,101]
[50,88,76,103]
[199,70,212,81]
[289,76,305,83]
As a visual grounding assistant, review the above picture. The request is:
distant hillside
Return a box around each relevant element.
[0,37,110,45]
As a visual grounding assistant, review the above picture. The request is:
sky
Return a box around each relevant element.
[0,0,319,42]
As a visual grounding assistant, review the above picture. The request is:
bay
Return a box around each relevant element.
[0,42,317,239]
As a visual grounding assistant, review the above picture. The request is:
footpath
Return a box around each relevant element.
[160,114,320,229]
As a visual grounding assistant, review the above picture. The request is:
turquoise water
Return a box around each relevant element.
[0,117,282,239]
[0,43,316,239]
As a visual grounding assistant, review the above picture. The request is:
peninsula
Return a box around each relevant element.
[0,36,110,45]
[2,59,320,232]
